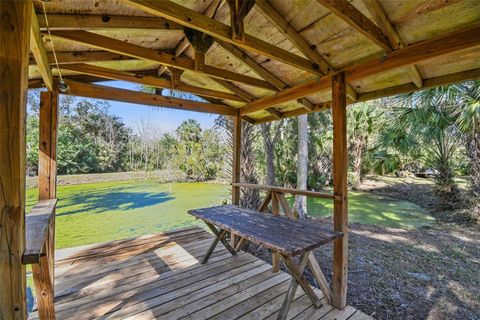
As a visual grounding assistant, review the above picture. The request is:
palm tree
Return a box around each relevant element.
[389,85,475,208]
[454,81,480,214]
[347,102,384,189]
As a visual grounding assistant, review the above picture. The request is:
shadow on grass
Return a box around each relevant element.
[57,188,174,217]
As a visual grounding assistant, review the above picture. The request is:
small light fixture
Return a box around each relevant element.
[58,79,69,93]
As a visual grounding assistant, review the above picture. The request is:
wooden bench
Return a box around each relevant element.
[188,204,343,320]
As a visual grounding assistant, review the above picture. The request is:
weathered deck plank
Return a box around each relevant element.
[30,226,372,320]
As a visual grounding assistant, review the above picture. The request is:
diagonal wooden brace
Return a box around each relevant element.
[277,252,322,320]
[203,222,237,263]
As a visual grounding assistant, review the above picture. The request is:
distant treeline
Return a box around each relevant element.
[26,91,228,181]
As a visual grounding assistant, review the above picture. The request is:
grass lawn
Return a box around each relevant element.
[26,180,434,249]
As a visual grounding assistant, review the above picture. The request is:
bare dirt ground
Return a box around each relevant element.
[246,176,480,320]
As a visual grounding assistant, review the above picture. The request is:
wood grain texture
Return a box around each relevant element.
[37,13,183,30]
[232,113,242,205]
[38,91,58,200]
[62,79,237,116]
[233,182,337,199]
[317,0,392,51]
[28,227,371,320]
[30,7,53,90]
[239,23,480,116]
[59,63,245,102]
[332,72,348,309]
[23,199,57,264]
[49,30,276,90]
[189,205,342,256]
[120,0,323,75]
[0,1,32,318]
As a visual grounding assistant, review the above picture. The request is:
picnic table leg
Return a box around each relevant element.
[203,223,237,263]
[202,229,227,264]
[277,252,322,320]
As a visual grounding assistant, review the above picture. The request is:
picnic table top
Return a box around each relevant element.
[188,205,342,256]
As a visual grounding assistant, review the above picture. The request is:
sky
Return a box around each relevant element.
[30,80,219,134]
[99,81,219,133]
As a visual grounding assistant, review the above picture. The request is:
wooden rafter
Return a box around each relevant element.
[59,63,246,102]
[253,67,480,124]
[217,40,316,112]
[48,30,276,91]
[239,24,480,116]
[317,0,392,52]
[252,1,358,102]
[255,0,331,74]
[29,51,132,66]
[62,80,237,116]
[364,0,423,87]
[37,14,183,30]
[158,0,221,77]
[120,0,324,75]
[31,7,53,90]
[357,68,480,102]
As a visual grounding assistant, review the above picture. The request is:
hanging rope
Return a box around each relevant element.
[41,1,68,92]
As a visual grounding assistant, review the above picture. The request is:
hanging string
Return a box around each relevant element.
[41,1,68,91]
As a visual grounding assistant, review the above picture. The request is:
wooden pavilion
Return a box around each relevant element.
[1,0,479,319]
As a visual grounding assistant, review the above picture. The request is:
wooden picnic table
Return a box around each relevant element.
[188,204,343,320]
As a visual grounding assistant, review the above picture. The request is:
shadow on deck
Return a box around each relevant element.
[30,227,371,320]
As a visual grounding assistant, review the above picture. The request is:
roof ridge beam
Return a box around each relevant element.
[316,0,392,52]
[120,0,324,75]
[48,30,276,91]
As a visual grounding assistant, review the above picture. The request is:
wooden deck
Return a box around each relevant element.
[29,227,371,320]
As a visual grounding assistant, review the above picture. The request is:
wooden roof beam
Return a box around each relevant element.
[226,0,255,42]
[29,51,132,66]
[31,7,53,90]
[252,1,359,101]
[252,67,480,124]
[217,40,319,111]
[316,0,392,52]
[48,30,276,91]
[59,63,246,102]
[255,0,331,74]
[239,23,480,115]
[158,0,222,77]
[37,14,183,30]
[364,0,423,87]
[61,80,237,116]
[184,28,214,71]
[120,0,324,75]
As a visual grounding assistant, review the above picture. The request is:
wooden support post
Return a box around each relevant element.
[271,192,280,272]
[232,112,242,205]
[231,112,242,247]
[33,91,58,320]
[0,1,32,319]
[332,72,348,309]
[39,91,58,200]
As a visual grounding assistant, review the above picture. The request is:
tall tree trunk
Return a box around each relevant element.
[260,123,279,186]
[295,115,308,218]
[240,122,261,210]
